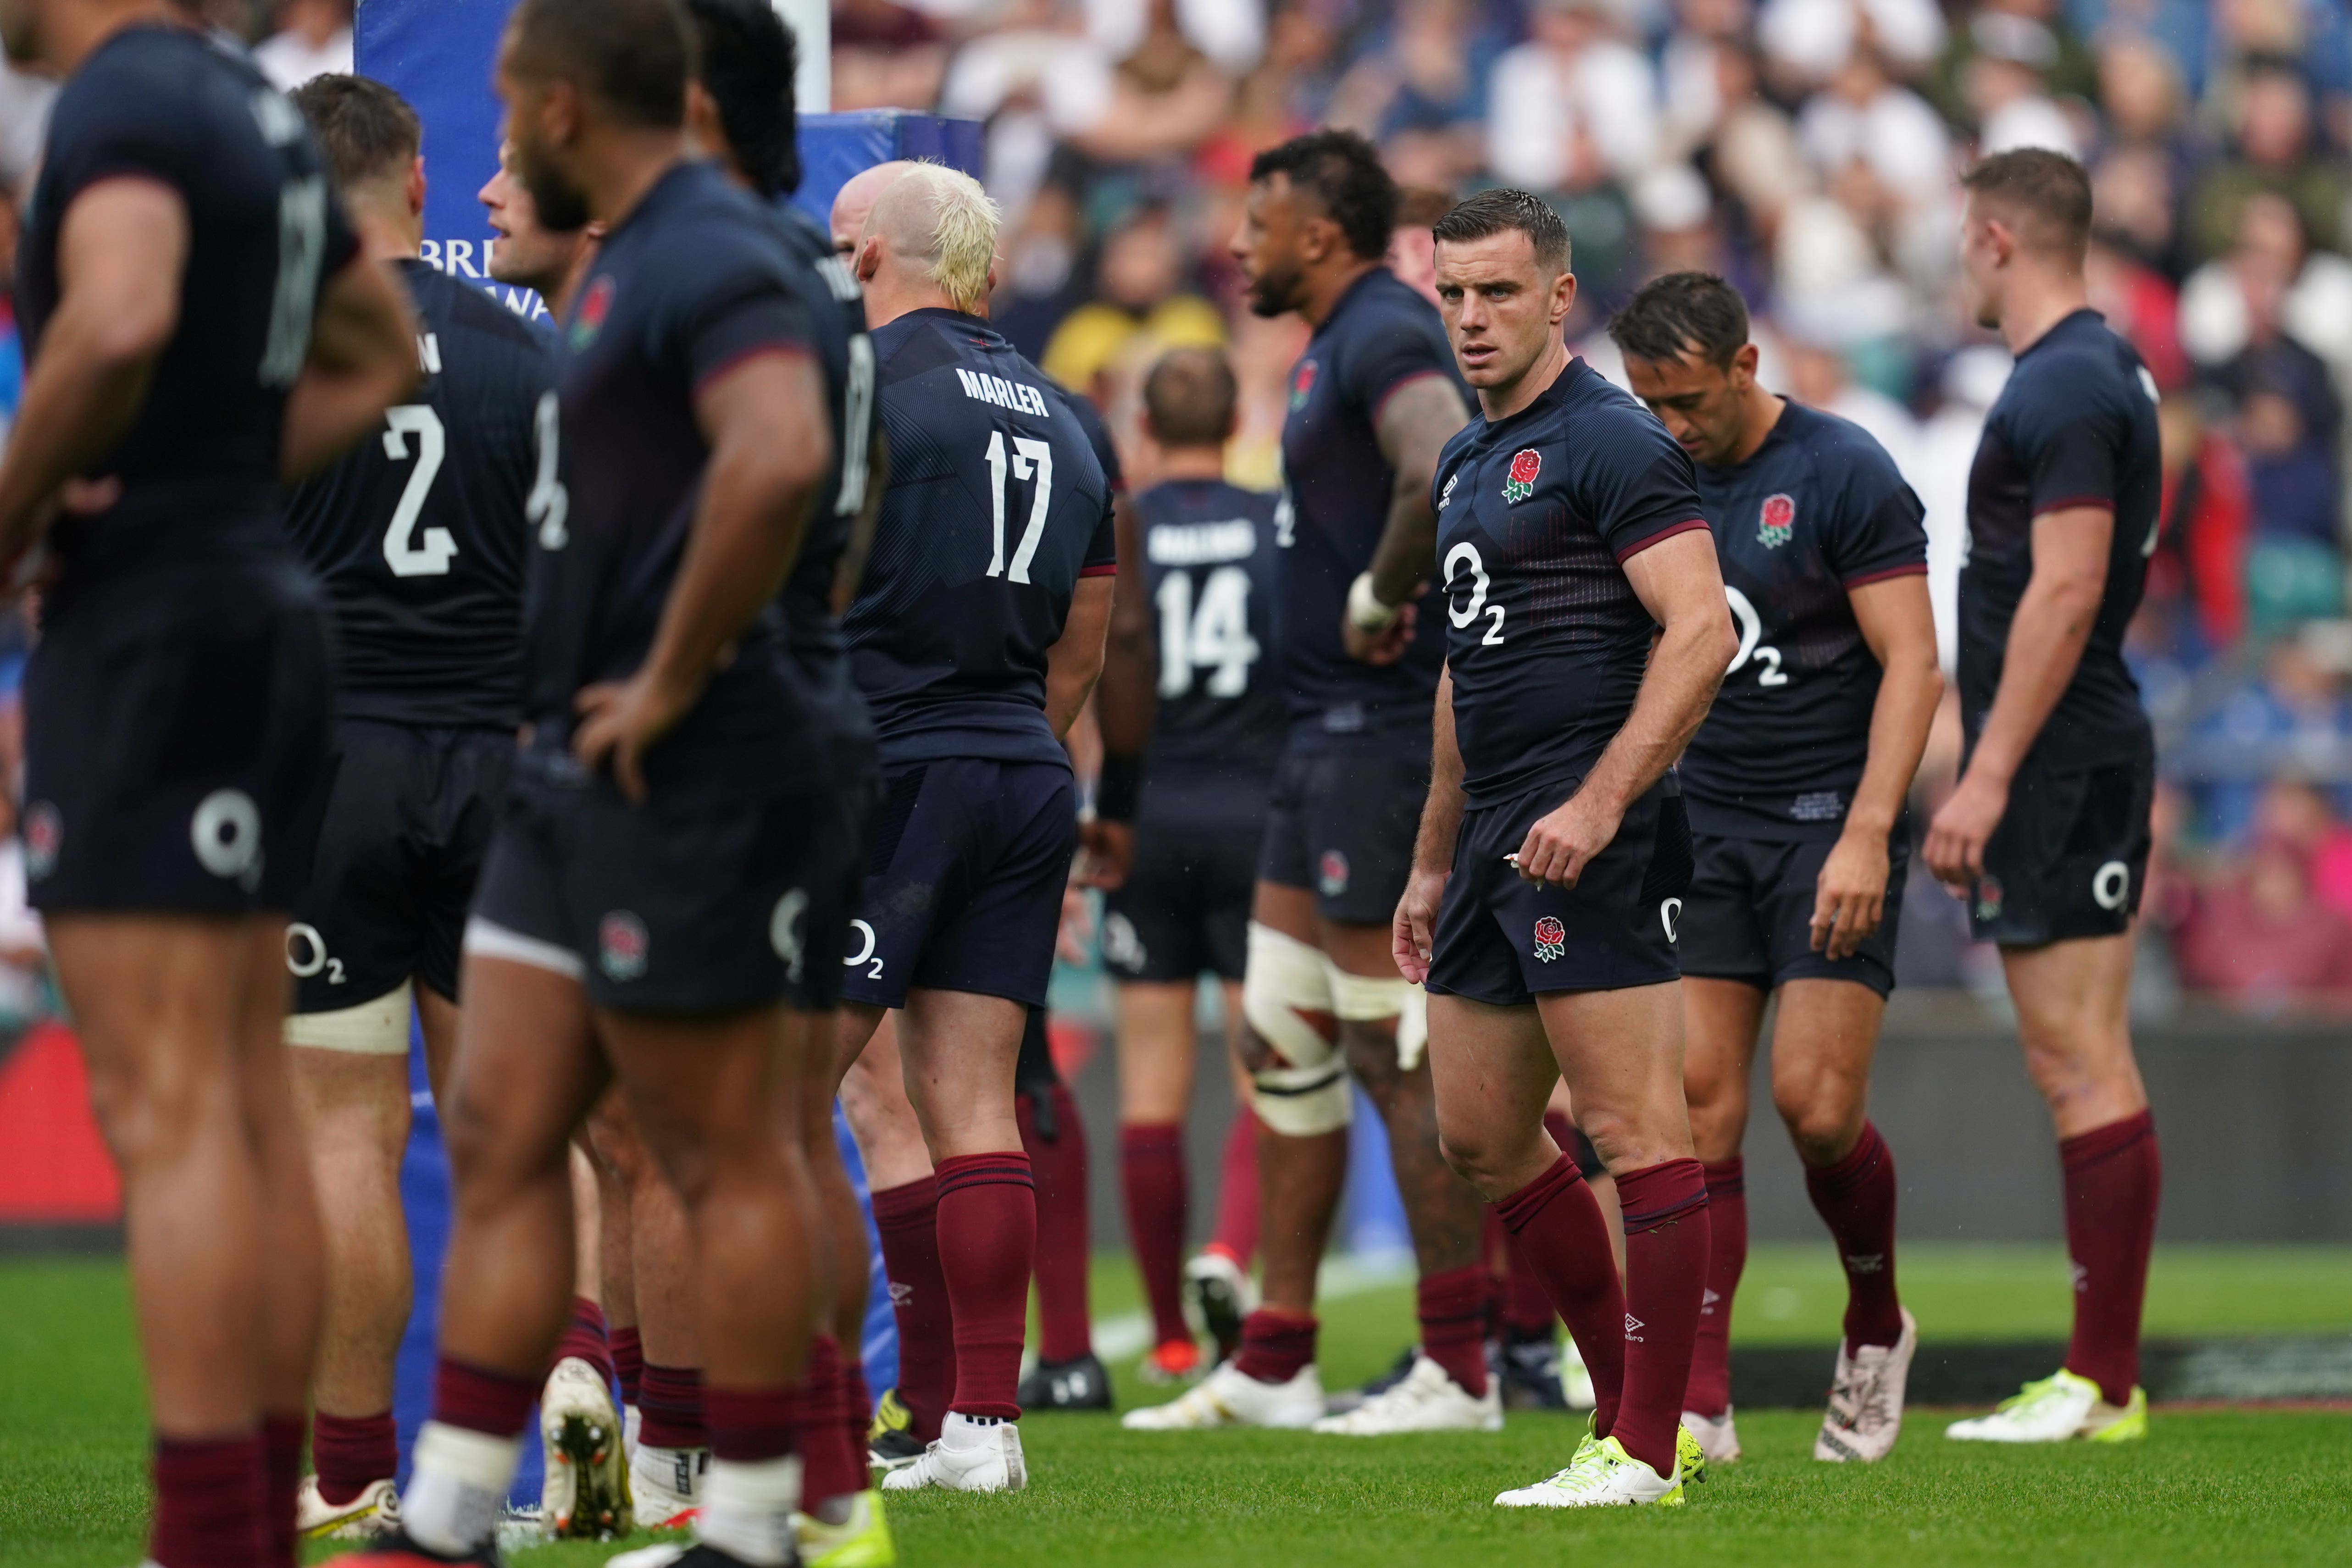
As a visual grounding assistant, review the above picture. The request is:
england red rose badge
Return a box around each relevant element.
[1504,448,1542,504]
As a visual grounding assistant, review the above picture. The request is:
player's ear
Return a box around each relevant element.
[854,232,882,285]
[1732,340,1760,387]
[406,156,426,222]
[1551,267,1577,326]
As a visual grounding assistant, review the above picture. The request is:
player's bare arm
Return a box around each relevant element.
[1044,573,1117,742]
[1925,504,2111,888]
[1814,571,1942,958]
[1346,374,1469,664]
[1393,664,1466,982]
[574,351,832,800]
[0,178,188,562]
[281,253,422,482]
[1077,490,1153,887]
[1514,528,1734,885]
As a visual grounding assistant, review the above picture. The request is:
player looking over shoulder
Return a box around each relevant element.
[358,0,847,1564]
[0,2,416,1565]
[1930,148,2163,1448]
[830,162,1118,1495]
[1612,271,1941,1467]
[1092,345,1282,1382]
[482,139,602,316]
[1125,129,1492,1440]
[1393,189,1737,1508]
[270,73,579,1542]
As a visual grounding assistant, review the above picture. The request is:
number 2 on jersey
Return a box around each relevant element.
[379,405,455,576]
[984,430,1054,582]
[1156,565,1260,697]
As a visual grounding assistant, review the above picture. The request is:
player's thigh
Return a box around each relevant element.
[1765,976,1886,1155]
[897,986,1027,1158]
[1999,931,2144,1129]
[287,1041,413,1171]
[440,953,604,1195]
[1116,981,1200,1124]
[1424,992,1561,1196]
[837,1012,932,1189]
[598,1004,793,1201]
[48,915,249,1157]
[1537,980,1692,1174]
[1681,975,1765,1160]
[1249,879,1319,943]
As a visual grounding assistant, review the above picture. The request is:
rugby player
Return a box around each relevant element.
[363,1,849,1563]
[1396,189,1736,1507]
[481,141,600,318]
[832,162,1118,1492]
[0,1,416,1564]
[273,76,612,1540]
[1126,129,1492,1439]
[1093,345,1282,1381]
[1930,149,2162,1446]
[1612,271,1941,1464]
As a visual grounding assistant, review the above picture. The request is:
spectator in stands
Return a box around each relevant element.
[2252,777,2352,920]
[2185,57,2350,264]
[252,0,351,91]
[1485,0,1658,194]
[2174,829,2352,1014]
[1040,202,1226,399]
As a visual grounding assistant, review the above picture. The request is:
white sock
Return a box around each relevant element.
[631,1442,709,1501]
[402,1422,521,1556]
[940,1412,1004,1452]
[697,1456,803,1567]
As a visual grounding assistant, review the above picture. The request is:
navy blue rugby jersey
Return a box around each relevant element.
[527,159,818,789]
[1276,267,1466,727]
[285,259,544,730]
[1433,358,1709,808]
[17,23,358,580]
[1680,400,1926,839]
[1962,309,2160,770]
[1135,477,1287,818]
[843,309,1115,767]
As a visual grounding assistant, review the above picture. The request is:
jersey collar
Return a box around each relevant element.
[2013,306,2104,362]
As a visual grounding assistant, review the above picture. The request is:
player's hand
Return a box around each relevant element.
[1925,770,2009,893]
[1513,790,1623,888]
[1342,598,1417,665]
[571,667,700,805]
[1057,880,1093,964]
[1810,828,1889,960]
[1073,818,1133,890]
[1392,866,1448,985]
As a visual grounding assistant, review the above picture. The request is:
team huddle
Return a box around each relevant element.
[0,0,2169,1560]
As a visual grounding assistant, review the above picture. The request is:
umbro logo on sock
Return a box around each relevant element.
[889,1282,913,1307]
[1624,1313,1645,1341]
[1845,1253,1885,1274]
[1700,1289,1721,1313]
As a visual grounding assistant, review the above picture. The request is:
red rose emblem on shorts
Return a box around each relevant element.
[1531,915,1566,962]
[599,910,649,981]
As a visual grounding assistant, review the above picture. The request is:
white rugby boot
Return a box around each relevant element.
[1494,1433,1684,1508]
[541,1355,632,1537]
[630,1441,707,1530]
[1121,1358,1325,1431]
[1946,1368,2148,1444]
[296,1474,399,1540]
[1681,1406,1741,1466]
[878,1414,1026,1493]
[1815,1310,1917,1462]
[1182,1250,1255,1362]
[1310,1354,1502,1435]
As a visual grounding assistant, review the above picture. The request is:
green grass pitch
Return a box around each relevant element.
[5,1249,2350,1568]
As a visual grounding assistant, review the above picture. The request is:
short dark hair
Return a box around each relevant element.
[1249,129,1396,261]
[1143,347,1238,448]
[684,0,799,197]
[290,74,421,190]
[1606,271,1751,369]
[1430,187,1571,276]
[1960,147,2093,257]
[1394,186,1455,230]
[506,0,696,131]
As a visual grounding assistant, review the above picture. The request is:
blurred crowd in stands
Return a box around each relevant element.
[0,0,2347,1016]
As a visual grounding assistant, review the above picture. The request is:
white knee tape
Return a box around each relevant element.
[1242,922,1351,1136]
[1326,969,1429,1073]
[284,980,414,1055]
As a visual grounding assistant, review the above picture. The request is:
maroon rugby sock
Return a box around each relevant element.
[434,1356,539,1438]
[1500,1229,1558,1336]
[150,1431,268,1568]
[1416,1265,1491,1397]
[841,1357,872,1472]
[1233,1308,1317,1385]
[705,1384,795,1464]
[551,1295,616,1388]
[611,1325,644,1409]
[1494,1154,1625,1438]
[1804,1124,1904,1353]
[1209,1107,1261,1265]
[311,1409,397,1506]
[1121,1123,1192,1348]
[2060,1111,2161,1405]
[1018,1086,1094,1363]
[1684,1157,1745,1417]
[870,1175,954,1441]
[1613,1159,1710,1479]
[638,1363,706,1452]
[261,1413,303,1568]
[935,1151,1037,1420]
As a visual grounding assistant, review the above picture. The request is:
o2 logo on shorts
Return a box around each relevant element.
[1660,898,1682,943]
[285,923,347,986]
[1102,911,1146,973]
[843,919,884,981]
[1974,874,2004,923]
[2091,860,2131,912]
[22,802,60,881]
[190,789,263,890]
[1531,916,1566,962]
[598,911,649,982]
[770,888,808,983]
[1318,850,1350,898]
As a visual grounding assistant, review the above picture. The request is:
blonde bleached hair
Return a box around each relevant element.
[873,162,1002,313]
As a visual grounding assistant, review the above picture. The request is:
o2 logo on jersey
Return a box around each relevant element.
[1318,850,1350,898]
[599,911,649,982]
[1290,360,1319,410]
[1531,916,1566,962]
[21,802,59,881]
[570,276,614,351]
[1758,493,1795,549]
[1503,449,1542,504]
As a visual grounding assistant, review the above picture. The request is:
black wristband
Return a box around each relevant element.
[1096,753,1144,823]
